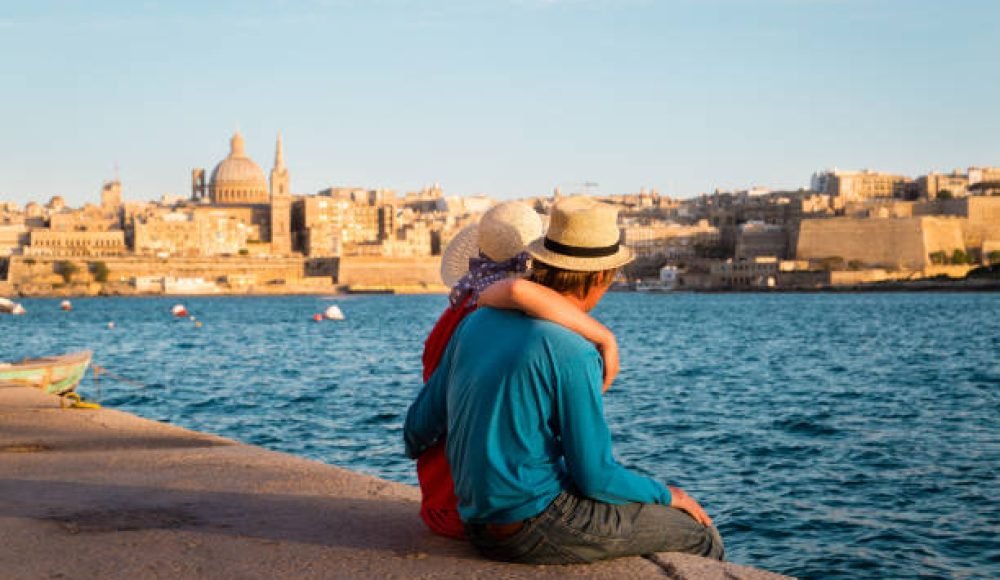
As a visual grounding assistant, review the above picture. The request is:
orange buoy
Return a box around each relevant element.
[171,304,188,318]
[312,313,323,322]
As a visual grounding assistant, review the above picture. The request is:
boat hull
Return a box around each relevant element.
[0,351,93,395]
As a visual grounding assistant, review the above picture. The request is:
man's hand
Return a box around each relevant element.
[595,334,619,392]
[668,485,714,527]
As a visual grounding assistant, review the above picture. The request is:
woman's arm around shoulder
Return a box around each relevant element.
[479,278,619,391]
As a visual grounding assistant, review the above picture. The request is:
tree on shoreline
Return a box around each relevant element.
[55,260,78,284]
[89,261,110,283]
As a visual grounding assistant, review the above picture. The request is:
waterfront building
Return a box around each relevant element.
[46,196,67,211]
[842,199,917,219]
[968,166,1000,186]
[735,221,788,260]
[15,179,127,257]
[132,208,254,257]
[401,184,445,213]
[49,204,120,232]
[658,265,679,289]
[800,193,838,215]
[293,188,396,256]
[0,224,27,256]
[183,132,294,256]
[24,229,127,257]
[709,257,779,289]
[621,219,720,261]
[819,169,913,202]
[440,195,494,217]
[294,181,471,259]
[101,180,123,209]
[1,202,24,227]
[917,170,971,199]
[24,202,43,220]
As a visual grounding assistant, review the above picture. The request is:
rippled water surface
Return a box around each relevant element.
[5,293,998,578]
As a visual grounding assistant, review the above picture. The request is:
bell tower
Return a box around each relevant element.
[269,132,292,255]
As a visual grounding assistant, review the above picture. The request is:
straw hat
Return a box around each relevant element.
[526,196,633,272]
[440,224,479,288]
[439,201,543,287]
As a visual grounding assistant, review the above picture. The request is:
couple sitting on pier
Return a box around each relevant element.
[404,197,724,564]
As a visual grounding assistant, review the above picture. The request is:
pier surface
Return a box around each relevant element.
[0,385,787,579]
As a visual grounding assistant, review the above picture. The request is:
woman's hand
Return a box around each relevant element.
[596,333,619,392]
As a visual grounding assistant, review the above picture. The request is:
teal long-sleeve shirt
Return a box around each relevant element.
[404,307,672,524]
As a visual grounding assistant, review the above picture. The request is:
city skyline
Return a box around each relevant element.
[1,0,998,206]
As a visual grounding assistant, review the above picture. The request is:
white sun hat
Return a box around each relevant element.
[439,201,543,288]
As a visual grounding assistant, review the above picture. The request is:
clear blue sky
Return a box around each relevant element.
[1,0,997,206]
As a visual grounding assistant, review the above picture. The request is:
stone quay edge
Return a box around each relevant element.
[0,385,789,579]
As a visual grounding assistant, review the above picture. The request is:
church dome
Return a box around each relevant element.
[209,132,269,205]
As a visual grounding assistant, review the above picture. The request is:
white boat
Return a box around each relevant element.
[634,281,675,293]
[0,297,26,315]
[323,305,345,321]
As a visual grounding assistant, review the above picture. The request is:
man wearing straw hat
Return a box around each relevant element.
[405,196,724,564]
[418,200,622,540]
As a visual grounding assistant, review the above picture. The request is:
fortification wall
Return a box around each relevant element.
[7,256,320,287]
[963,197,1000,249]
[735,229,788,260]
[797,217,927,269]
[967,196,1000,224]
[796,217,967,270]
[337,256,442,288]
[921,217,968,258]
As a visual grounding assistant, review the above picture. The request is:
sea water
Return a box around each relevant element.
[4,292,998,578]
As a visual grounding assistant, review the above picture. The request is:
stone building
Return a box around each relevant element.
[622,219,720,261]
[132,208,254,257]
[968,166,1000,186]
[400,185,445,213]
[294,188,398,256]
[202,132,271,205]
[49,205,120,232]
[735,221,788,260]
[24,230,127,257]
[0,224,27,256]
[821,170,913,202]
[47,196,67,211]
[24,202,44,220]
[15,179,127,257]
[101,180,123,208]
[181,132,293,256]
[709,257,779,289]
[917,170,970,199]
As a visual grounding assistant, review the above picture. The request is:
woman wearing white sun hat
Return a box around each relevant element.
[416,200,622,540]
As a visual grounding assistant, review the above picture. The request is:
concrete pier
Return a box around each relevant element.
[0,385,788,579]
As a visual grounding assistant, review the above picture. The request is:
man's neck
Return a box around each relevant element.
[558,291,590,313]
